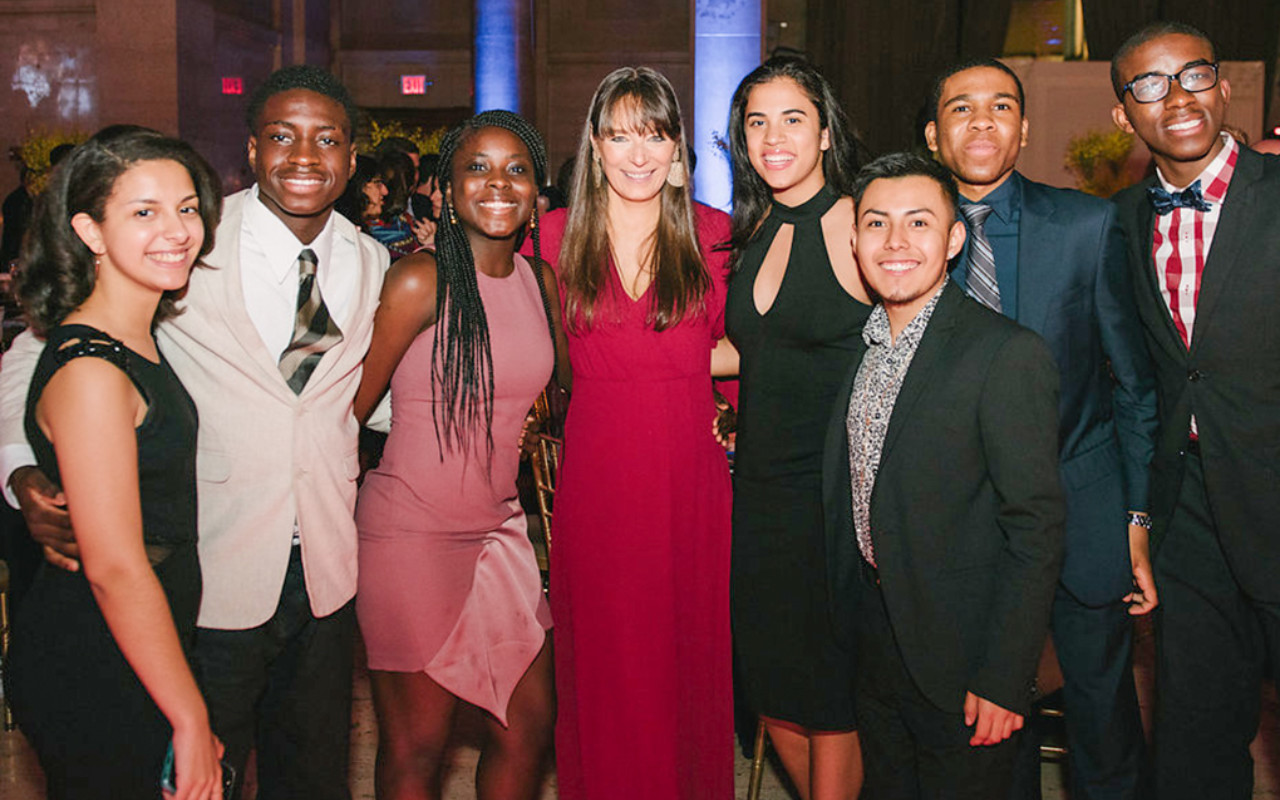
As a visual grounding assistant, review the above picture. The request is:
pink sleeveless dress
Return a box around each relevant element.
[355,255,553,724]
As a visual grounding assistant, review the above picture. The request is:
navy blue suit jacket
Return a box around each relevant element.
[957,173,1157,607]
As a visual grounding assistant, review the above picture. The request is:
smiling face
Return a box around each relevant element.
[247,88,356,243]
[447,126,537,242]
[854,174,965,328]
[1112,33,1230,187]
[925,66,1028,201]
[71,158,205,297]
[744,77,830,205]
[593,98,678,207]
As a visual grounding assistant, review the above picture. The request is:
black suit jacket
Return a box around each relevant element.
[823,283,1066,715]
[1113,147,1280,601]
[958,173,1157,606]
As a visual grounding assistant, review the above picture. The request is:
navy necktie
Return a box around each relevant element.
[1148,179,1212,215]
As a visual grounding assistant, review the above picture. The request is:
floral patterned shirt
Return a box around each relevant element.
[846,279,948,568]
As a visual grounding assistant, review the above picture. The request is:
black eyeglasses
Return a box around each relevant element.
[1123,62,1220,104]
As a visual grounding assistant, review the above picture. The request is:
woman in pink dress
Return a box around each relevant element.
[353,111,569,800]
[532,66,734,800]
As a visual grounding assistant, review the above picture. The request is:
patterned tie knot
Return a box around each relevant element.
[962,203,994,229]
[1147,180,1213,215]
[298,248,318,277]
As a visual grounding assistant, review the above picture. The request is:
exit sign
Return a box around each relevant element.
[221,77,243,95]
[401,75,432,95]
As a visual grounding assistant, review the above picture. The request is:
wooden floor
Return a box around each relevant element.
[3,618,1279,798]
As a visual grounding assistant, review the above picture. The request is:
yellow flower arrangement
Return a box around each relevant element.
[365,120,447,156]
[16,129,88,194]
[1065,129,1135,198]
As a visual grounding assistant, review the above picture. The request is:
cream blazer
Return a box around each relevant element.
[162,190,386,628]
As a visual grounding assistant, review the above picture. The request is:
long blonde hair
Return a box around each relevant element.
[558,66,710,332]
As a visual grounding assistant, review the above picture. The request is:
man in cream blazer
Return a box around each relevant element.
[0,67,387,798]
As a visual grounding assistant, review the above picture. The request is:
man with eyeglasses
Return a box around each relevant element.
[1111,21,1280,800]
[923,57,1157,800]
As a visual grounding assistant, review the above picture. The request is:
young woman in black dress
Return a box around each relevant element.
[7,127,225,800]
[723,57,873,800]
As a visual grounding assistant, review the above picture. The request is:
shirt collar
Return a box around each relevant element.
[1157,132,1238,204]
[243,184,338,285]
[864,276,949,348]
[961,171,1020,225]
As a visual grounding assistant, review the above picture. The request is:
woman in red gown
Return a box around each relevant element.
[529,67,733,800]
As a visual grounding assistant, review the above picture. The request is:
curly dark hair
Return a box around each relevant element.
[17,125,223,334]
[727,56,869,268]
[431,109,557,458]
[245,65,361,137]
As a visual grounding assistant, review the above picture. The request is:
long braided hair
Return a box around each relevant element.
[431,109,557,459]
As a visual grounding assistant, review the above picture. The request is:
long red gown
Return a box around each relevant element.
[530,206,734,800]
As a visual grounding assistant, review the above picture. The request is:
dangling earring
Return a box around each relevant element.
[666,154,686,188]
[94,255,101,274]
[530,207,539,230]
[447,202,458,225]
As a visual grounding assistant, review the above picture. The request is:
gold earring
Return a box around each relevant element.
[530,207,538,230]
[666,157,686,188]
[447,202,457,225]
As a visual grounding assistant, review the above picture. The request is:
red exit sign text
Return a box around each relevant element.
[401,75,432,95]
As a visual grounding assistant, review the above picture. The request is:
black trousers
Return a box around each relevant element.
[194,545,356,800]
[1008,587,1149,800]
[1152,447,1280,800]
[856,564,1019,800]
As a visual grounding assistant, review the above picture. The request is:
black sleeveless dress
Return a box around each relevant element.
[7,324,200,799]
[725,185,872,729]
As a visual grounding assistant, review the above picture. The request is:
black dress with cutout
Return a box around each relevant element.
[725,186,873,729]
[7,323,199,799]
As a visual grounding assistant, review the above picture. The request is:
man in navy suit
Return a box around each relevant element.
[924,58,1158,800]
[1111,22,1280,800]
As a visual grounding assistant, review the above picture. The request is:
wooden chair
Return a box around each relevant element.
[747,721,769,800]
[0,558,13,730]
[528,391,563,582]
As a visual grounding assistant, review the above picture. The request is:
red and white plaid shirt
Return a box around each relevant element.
[1151,133,1238,349]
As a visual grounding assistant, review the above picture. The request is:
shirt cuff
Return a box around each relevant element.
[0,442,37,509]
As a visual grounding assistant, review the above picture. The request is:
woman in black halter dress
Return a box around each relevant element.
[723,57,872,800]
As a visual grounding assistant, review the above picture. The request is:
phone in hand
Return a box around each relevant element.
[161,741,237,796]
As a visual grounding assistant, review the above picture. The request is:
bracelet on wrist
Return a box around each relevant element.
[1127,512,1152,530]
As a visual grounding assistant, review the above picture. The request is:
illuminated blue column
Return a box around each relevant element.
[474,0,532,114]
[693,0,761,210]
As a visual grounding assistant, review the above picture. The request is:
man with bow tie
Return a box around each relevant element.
[1111,21,1280,800]
[923,57,1158,800]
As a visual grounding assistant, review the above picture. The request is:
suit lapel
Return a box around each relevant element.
[1131,181,1187,362]
[878,284,961,465]
[1015,177,1057,331]
[200,193,304,401]
[1188,149,1260,356]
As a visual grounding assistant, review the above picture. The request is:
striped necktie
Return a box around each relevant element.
[278,248,343,394]
[961,203,1002,313]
